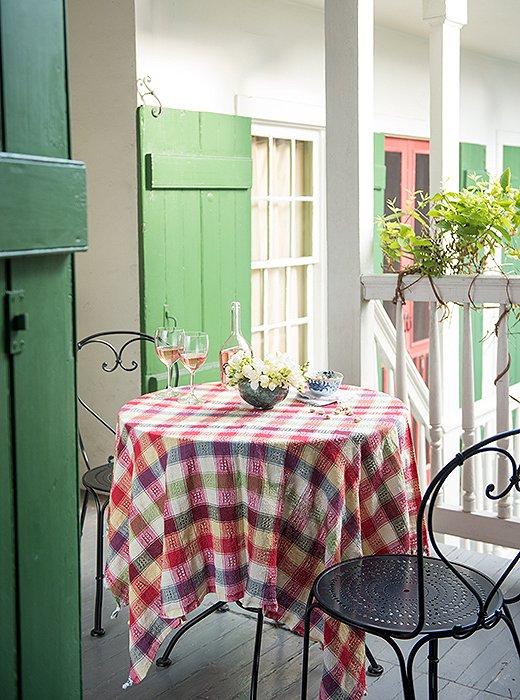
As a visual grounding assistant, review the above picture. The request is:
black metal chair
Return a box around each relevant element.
[301,428,520,699]
[77,330,179,637]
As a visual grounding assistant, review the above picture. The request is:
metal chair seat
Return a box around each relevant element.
[82,463,112,494]
[314,554,502,636]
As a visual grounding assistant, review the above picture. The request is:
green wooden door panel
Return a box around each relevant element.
[0,261,18,700]
[10,254,81,698]
[502,145,520,385]
[0,154,87,255]
[504,146,520,188]
[459,142,487,190]
[373,133,386,273]
[0,0,82,697]
[146,153,252,189]
[0,0,68,157]
[459,143,486,402]
[138,106,252,391]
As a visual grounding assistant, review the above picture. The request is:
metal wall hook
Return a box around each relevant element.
[137,76,162,117]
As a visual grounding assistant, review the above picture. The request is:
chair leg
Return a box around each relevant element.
[156,601,229,667]
[90,493,109,637]
[366,643,384,676]
[427,638,439,700]
[249,608,264,700]
[387,636,415,700]
[503,606,520,659]
[80,488,89,536]
[301,598,319,700]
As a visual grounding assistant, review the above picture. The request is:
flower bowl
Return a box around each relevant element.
[238,381,289,410]
[306,370,343,398]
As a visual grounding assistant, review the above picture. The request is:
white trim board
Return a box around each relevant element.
[235,94,325,127]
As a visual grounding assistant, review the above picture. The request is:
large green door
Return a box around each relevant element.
[0,0,86,697]
[137,106,252,390]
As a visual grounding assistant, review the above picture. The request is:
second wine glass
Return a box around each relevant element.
[179,331,209,404]
[154,327,185,398]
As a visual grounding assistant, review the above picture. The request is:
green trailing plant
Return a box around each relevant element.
[377,169,520,382]
[377,169,520,288]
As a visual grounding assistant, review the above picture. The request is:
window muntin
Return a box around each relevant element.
[251,127,322,367]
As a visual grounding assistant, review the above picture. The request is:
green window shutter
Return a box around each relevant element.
[459,143,486,402]
[459,142,487,189]
[137,107,252,391]
[502,145,520,384]
[373,132,386,273]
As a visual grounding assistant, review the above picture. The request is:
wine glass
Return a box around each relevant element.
[154,327,185,398]
[178,331,209,404]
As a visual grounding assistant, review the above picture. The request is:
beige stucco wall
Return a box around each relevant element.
[67,0,140,468]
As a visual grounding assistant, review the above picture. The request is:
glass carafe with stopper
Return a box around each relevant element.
[219,301,252,385]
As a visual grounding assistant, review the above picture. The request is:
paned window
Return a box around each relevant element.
[251,126,323,366]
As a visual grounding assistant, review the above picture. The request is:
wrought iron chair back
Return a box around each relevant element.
[77,329,178,637]
[413,428,520,639]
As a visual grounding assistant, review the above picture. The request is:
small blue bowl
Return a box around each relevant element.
[307,370,343,398]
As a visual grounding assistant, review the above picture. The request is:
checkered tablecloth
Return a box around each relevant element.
[106,382,422,699]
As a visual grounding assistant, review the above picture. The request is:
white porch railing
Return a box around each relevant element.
[362,274,520,550]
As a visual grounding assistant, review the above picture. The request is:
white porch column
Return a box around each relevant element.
[423,0,467,192]
[324,0,376,388]
[423,0,467,463]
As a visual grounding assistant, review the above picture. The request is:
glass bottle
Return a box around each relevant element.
[219,301,252,385]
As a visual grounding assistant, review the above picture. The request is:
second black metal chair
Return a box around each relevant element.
[301,428,520,699]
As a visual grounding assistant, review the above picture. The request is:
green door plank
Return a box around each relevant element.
[146,153,252,189]
[10,254,81,698]
[502,145,520,385]
[0,154,87,256]
[459,143,486,402]
[0,261,18,700]
[138,106,252,391]
[0,0,68,157]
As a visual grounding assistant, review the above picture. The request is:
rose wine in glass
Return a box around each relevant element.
[179,331,209,404]
[154,327,185,398]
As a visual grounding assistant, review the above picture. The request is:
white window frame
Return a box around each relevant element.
[250,120,327,369]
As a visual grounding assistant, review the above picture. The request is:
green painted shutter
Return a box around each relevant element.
[459,143,486,402]
[373,133,386,273]
[137,106,252,390]
[0,0,83,697]
[459,142,488,189]
[502,145,520,385]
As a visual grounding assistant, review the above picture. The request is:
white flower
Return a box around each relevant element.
[226,349,308,392]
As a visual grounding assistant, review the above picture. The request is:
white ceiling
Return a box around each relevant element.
[292,0,520,65]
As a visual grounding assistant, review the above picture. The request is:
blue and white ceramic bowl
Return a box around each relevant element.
[306,370,343,398]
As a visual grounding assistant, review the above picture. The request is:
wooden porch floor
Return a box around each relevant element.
[81,503,520,699]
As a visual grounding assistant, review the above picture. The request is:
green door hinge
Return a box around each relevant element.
[6,289,28,354]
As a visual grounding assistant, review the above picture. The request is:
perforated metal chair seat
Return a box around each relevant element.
[314,554,502,635]
[82,463,112,495]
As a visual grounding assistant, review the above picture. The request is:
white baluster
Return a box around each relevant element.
[395,298,409,406]
[461,303,476,513]
[429,302,443,486]
[496,303,512,519]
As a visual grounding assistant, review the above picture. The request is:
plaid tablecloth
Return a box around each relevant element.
[106,382,422,699]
